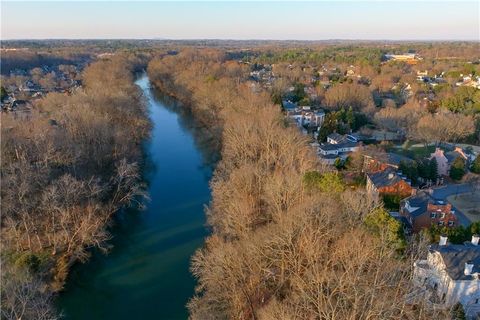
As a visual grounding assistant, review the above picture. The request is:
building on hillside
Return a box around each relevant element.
[412,235,480,319]
[366,167,415,202]
[400,191,458,233]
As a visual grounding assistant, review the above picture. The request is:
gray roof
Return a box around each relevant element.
[283,100,297,110]
[337,141,359,149]
[386,153,414,166]
[327,132,344,142]
[319,154,339,159]
[367,167,404,188]
[445,151,464,163]
[403,191,431,217]
[319,144,340,151]
[430,243,480,280]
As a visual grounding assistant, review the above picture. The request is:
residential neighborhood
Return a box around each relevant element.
[1,60,87,112]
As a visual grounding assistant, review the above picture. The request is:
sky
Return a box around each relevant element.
[1,1,479,40]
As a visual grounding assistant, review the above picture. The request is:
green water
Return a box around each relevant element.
[57,75,212,319]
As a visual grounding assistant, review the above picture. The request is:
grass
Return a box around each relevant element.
[447,192,480,223]
[388,143,436,160]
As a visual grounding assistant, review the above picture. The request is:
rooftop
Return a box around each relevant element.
[367,167,405,189]
[430,243,480,280]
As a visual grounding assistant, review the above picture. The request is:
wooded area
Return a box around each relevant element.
[147,49,450,319]
[1,54,149,319]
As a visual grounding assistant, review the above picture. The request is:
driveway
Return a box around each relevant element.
[432,183,473,199]
[431,183,475,227]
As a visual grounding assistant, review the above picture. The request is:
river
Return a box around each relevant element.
[57,74,212,319]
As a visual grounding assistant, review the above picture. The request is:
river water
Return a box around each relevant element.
[57,75,212,319]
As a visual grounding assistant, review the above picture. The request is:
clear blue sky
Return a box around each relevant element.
[1,1,479,40]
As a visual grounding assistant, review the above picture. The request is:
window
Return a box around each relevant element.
[441,212,445,219]
[431,212,436,219]
[476,298,479,304]
[448,221,454,227]
[438,221,444,226]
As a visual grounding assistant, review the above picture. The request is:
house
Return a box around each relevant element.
[445,147,472,164]
[317,134,360,165]
[413,235,480,319]
[400,191,458,233]
[385,53,418,64]
[327,132,346,144]
[416,71,429,82]
[366,167,415,202]
[430,148,450,176]
[364,152,414,174]
[282,99,298,111]
[287,110,325,128]
[430,147,470,176]
[456,75,480,89]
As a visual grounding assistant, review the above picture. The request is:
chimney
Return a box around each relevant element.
[472,234,480,246]
[464,261,474,276]
[439,234,448,246]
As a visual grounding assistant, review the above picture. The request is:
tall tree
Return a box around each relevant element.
[450,157,466,181]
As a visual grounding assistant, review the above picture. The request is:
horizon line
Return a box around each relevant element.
[2,38,479,42]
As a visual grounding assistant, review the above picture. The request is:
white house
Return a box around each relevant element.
[413,235,480,319]
[318,134,360,165]
[287,110,325,128]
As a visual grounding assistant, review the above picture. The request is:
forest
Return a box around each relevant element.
[1,53,150,319]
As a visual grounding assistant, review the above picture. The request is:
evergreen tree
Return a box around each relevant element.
[399,161,419,184]
[450,302,466,320]
[418,159,431,180]
[471,155,480,174]
[346,106,355,130]
[450,157,466,181]
[0,86,7,102]
[429,158,438,181]
[317,113,338,142]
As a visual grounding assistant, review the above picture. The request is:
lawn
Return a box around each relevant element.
[388,144,436,160]
[447,192,480,223]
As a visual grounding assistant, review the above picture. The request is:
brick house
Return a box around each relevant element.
[400,191,458,233]
[366,167,415,202]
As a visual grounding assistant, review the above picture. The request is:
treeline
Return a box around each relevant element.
[0,50,92,75]
[147,49,448,319]
[1,54,150,319]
